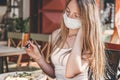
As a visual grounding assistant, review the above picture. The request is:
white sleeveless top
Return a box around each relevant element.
[51,48,88,80]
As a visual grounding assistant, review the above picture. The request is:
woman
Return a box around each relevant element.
[25,0,106,80]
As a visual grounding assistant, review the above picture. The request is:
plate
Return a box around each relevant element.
[0,70,47,80]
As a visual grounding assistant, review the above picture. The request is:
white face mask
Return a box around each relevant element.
[63,13,81,29]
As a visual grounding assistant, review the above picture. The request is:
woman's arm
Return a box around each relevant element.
[25,42,55,78]
[34,54,55,78]
[66,28,88,78]
[25,29,60,78]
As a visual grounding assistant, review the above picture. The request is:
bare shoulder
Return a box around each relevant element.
[51,28,61,44]
[52,28,61,36]
[52,28,60,39]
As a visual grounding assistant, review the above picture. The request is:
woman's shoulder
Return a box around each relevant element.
[51,28,61,43]
[52,28,61,38]
[52,28,61,36]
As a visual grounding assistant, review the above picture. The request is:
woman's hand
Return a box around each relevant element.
[25,41,42,61]
[25,41,55,78]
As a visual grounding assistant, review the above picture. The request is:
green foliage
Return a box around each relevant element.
[14,17,30,33]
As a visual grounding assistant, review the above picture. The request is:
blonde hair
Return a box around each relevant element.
[52,0,106,80]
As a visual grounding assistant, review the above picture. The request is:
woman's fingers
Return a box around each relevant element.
[25,48,31,52]
[24,41,41,60]
[25,48,36,58]
[29,41,36,48]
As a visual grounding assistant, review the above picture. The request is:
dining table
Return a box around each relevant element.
[0,46,26,57]
[0,45,26,73]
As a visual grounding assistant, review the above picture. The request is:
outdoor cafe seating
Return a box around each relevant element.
[0,32,26,73]
[0,32,52,80]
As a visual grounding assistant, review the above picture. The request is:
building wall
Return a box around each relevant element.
[0,0,30,20]
[23,0,30,19]
[0,6,7,22]
[30,0,66,33]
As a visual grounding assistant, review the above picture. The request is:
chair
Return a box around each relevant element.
[105,42,120,80]
[117,62,120,79]
[0,57,4,73]
[7,32,25,66]
[29,33,52,63]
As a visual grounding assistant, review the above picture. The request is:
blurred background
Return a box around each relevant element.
[0,0,119,42]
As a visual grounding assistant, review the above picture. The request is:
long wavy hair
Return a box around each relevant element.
[51,0,106,80]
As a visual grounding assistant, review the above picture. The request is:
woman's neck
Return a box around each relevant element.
[68,29,79,36]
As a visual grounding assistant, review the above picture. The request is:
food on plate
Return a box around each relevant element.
[4,72,35,80]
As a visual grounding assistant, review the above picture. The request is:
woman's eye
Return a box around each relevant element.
[74,14,80,18]
[66,10,70,14]
[65,8,70,13]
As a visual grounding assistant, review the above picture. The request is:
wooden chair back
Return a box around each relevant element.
[7,32,24,48]
[7,32,25,66]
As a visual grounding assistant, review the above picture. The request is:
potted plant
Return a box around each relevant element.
[13,17,30,33]
[13,17,30,45]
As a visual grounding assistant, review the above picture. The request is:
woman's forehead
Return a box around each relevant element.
[67,0,80,12]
